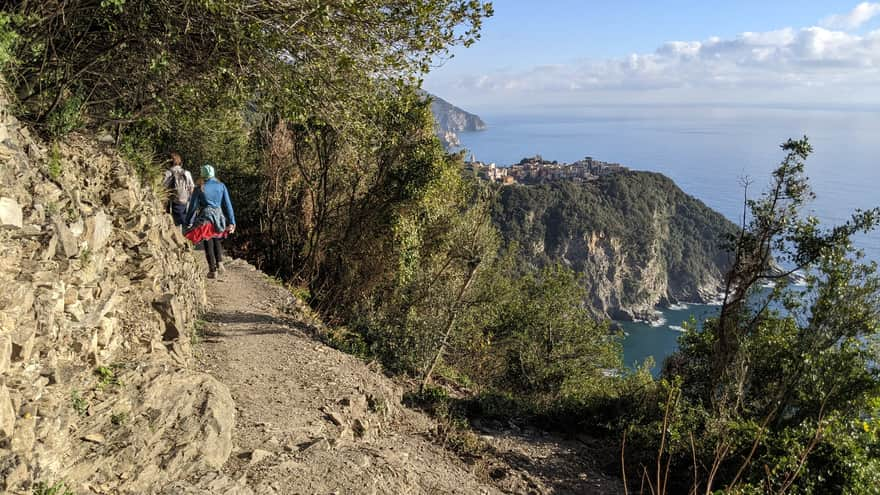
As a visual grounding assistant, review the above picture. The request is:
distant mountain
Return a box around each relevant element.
[427,94,486,149]
[429,95,487,133]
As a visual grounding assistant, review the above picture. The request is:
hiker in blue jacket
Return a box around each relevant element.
[184,164,236,278]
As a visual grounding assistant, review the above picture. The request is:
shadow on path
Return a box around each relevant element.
[200,310,310,341]
[476,429,623,495]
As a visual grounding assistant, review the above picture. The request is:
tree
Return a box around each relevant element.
[657,138,880,492]
[3,0,492,132]
[487,264,621,407]
[706,138,880,413]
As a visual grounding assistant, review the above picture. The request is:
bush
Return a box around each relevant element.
[45,95,84,137]
[0,12,19,70]
[32,481,74,495]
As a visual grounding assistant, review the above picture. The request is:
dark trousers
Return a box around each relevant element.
[170,202,188,226]
[203,238,224,272]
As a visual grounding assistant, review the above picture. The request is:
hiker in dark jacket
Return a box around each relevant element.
[184,164,236,278]
[162,152,195,226]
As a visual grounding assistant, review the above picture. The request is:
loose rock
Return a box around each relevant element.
[0,196,22,228]
[82,433,106,444]
[248,449,272,466]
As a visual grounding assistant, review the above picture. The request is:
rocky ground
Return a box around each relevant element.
[183,258,624,494]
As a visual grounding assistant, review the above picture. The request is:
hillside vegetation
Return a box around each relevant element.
[2,2,880,494]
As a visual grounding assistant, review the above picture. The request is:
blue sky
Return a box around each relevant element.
[424,1,880,110]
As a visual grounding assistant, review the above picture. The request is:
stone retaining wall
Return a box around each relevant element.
[0,90,234,493]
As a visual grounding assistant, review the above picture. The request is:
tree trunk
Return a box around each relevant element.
[420,261,480,392]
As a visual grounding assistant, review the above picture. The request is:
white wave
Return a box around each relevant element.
[668,303,689,310]
[668,325,686,332]
[649,316,667,328]
[705,294,725,306]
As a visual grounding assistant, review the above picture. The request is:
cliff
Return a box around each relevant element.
[429,95,487,133]
[428,94,486,149]
[491,172,736,321]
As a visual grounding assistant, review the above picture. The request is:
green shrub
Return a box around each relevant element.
[118,130,162,187]
[95,365,121,389]
[111,411,128,426]
[323,326,369,360]
[45,95,84,137]
[0,12,19,70]
[619,139,880,493]
[70,390,88,417]
[47,143,62,180]
[32,481,74,495]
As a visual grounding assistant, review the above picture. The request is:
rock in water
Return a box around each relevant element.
[491,174,736,319]
[429,94,487,133]
[426,93,486,150]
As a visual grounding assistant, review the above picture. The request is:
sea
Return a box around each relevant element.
[454,104,880,375]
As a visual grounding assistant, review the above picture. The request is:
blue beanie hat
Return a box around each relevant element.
[200,164,216,179]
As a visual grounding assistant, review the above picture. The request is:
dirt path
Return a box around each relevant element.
[189,259,622,494]
[189,259,499,494]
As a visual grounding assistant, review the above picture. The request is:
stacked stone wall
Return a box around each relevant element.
[0,90,233,493]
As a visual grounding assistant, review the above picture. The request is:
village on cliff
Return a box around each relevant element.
[465,154,628,184]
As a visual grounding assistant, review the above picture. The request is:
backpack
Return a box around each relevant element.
[169,168,192,204]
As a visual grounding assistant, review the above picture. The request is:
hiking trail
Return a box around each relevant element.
[184,258,623,494]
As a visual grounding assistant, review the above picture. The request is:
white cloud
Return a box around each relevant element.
[450,13,880,106]
[820,2,880,30]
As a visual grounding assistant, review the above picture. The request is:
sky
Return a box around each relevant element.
[423,1,880,111]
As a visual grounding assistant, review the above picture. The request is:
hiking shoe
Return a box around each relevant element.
[207,271,216,279]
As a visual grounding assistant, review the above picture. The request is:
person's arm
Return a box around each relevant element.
[162,170,174,213]
[222,184,236,229]
[162,170,173,189]
[185,188,201,227]
[185,171,195,195]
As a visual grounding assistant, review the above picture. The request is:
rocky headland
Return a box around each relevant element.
[428,94,486,149]
[491,171,736,321]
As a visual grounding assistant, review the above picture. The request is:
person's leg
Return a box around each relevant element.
[214,238,224,267]
[203,239,217,275]
[171,202,187,226]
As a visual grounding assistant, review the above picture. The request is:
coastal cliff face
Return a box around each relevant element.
[430,95,487,133]
[428,95,486,149]
[0,90,237,493]
[491,172,735,321]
